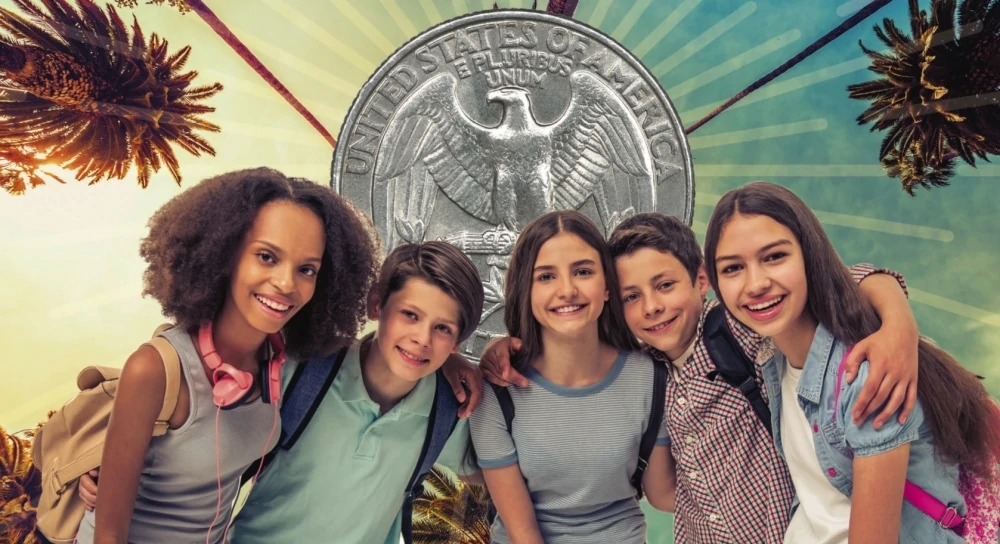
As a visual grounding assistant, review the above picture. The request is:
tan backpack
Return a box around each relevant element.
[32,325,182,543]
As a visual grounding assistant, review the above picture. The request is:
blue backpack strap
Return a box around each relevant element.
[279,346,349,450]
[632,358,668,500]
[400,371,461,544]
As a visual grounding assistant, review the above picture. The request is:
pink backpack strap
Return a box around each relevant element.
[834,348,965,532]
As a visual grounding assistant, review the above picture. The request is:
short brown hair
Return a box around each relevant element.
[609,213,703,283]
[504,210,639,369]
[140,167,379,357]
[371,241,484,344]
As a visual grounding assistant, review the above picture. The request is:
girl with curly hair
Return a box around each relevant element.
[74,167,378,544]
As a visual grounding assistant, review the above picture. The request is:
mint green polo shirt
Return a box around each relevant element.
[229,340,476,543]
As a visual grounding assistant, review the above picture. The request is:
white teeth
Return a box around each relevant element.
[748,297,782,311]
[398,347,427,363]
[648,319,671,331]
[256,295,290,312]
[553,305,582,314]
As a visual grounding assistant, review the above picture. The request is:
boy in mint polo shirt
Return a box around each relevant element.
[228,241,485,543]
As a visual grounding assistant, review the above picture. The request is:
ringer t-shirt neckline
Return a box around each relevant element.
[524,350,628,397]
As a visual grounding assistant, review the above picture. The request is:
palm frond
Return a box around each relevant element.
[0,0,221,192]
[412,467,492,544]
[850,0,1000,193]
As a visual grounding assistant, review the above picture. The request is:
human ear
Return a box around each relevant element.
[695,265,710,297]
[366,293,381,321]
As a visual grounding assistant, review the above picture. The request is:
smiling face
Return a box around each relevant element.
[369,277,462,383]
[222,200,325,335]
[616,248,707,360]
[713,212,816,343]
[529,232,609,341]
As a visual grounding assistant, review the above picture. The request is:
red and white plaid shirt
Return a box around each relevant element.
[647,263,905,543]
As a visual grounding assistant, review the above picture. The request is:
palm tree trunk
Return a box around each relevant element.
[185,0,337,147]
[546,0,578,16]
[0,41,27,72]
[685,0,893,134]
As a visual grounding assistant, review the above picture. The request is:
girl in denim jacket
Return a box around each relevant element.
[702,181,1000,544]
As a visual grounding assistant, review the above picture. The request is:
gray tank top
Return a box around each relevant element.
[76,326,280,544]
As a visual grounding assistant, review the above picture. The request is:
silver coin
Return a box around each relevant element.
[331,9,694,361]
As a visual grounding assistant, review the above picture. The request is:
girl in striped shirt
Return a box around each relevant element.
[470,210,675,544]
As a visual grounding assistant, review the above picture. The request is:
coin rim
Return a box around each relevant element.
[328,8,696,226]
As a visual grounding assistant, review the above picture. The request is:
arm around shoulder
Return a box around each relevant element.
[840,363,921,457]
[93,345,171,544]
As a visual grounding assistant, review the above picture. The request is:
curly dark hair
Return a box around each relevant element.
[139,167,379,357]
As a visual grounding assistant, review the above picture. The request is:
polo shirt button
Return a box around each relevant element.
[827,468,837,477]
[677,397,687,406]
[708,514,718,522]
[685,436,696,445]
[689,471,700,480]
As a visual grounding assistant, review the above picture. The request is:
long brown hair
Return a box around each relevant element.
[504,210,639,370]
[703,181,1000,478]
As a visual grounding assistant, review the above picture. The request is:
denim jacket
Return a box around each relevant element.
[759,324,964,543]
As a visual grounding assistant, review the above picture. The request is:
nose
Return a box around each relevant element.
[745,263,771,297]
[411,323,432,347]
[556,275,578,299]
[643,294,664,318]
[271,264,295,294]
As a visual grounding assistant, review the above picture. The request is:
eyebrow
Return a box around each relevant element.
[620,272,671,292]
[533,259,598,272]
[400,303,459,329]
[254,240,323,265]
[715,239,792,263]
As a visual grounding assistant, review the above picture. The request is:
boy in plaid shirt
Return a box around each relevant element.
[481,213,918,543]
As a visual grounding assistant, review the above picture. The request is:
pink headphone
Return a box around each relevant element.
[198,321,286,409]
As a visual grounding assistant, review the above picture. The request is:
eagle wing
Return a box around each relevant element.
[374,73,495,248]
[548,71,655,234]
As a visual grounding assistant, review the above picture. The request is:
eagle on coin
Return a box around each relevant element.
[374,70,655,248]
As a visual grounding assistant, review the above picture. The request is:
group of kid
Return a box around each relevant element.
[67,168,999,544]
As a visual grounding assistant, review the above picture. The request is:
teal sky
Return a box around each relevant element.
[3,1,997,542]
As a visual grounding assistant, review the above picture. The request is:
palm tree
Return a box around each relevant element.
[848,0,1000,194]
[412,467,492,544]
[0,0,222,190]
[0,425,40,544]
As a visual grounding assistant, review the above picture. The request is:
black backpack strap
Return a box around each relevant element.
[279,346,349,450]
[401,371,461,544]
[632,358,668,499]
[703,305,772,435]
[491,383,515,434]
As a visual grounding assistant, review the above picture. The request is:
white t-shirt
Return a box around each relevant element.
[780,362,851,544]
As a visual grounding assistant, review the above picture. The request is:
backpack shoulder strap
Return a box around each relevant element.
[146,329,182,437]
[490,383,515,434]
[401,371,461,544]
[703,305,772,435]
[278,346,349,450]
[632,358,668,499]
